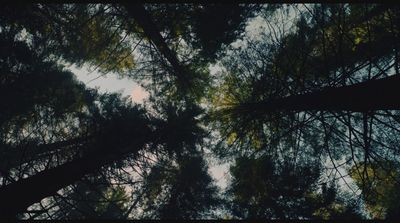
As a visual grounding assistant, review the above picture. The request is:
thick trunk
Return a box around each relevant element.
[123,4,186,80]
[232,75,400,113]
[0,135,149,219]
[0,154,104,218]
[0,136,91,172]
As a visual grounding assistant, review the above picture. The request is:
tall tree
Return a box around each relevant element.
[208,4,400,219]
[0,99,152,218]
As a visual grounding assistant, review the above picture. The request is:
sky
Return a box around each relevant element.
[69,65,148,103]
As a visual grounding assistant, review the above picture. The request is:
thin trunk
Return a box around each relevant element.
[229,75,400,113]
[123,4,186,81]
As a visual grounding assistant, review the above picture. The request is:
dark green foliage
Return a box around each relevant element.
[226,155,362,219]
[209,4,400,220]
[0,34,89,126]
[227,155,320,219]
[145,4,260,62]
[53,175,129,219]
[152,103,206,155]
[0,4,136,74]
[349,160,400,219]
[139,153,221,219]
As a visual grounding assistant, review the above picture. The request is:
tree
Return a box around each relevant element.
[0,3,227,218]
[121,3,256,101]
[211,4,400,115]
[52,175,130,219]
[349,160,400,219]
[0,29,153,217]
[0,101,152,218]
[141,4,260,61]
[208,4,400,219]
[218,74,400,114]
[138,154,221,219]
[226,154,362,219]
[131,99,222,219]
[0,32,98,174]
[0,4,136,74]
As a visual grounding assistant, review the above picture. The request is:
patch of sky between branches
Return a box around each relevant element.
[68,65,149,104]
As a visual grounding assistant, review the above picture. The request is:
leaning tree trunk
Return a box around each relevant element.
[0,136,93,172]
[228,75,400,113]
[0,129,152,219]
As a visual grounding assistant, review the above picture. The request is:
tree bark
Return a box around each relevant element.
[231,75,400,113]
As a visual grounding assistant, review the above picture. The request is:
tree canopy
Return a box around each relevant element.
[1,3,400,220]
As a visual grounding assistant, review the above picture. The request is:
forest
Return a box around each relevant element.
[0,3,400,220]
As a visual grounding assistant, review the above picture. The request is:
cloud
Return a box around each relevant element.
[130,85,149,103]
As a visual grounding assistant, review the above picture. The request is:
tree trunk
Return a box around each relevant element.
[0,136,92,172]
[122,3,186,81]
[0,134,150,219]
[231,75,400,113]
